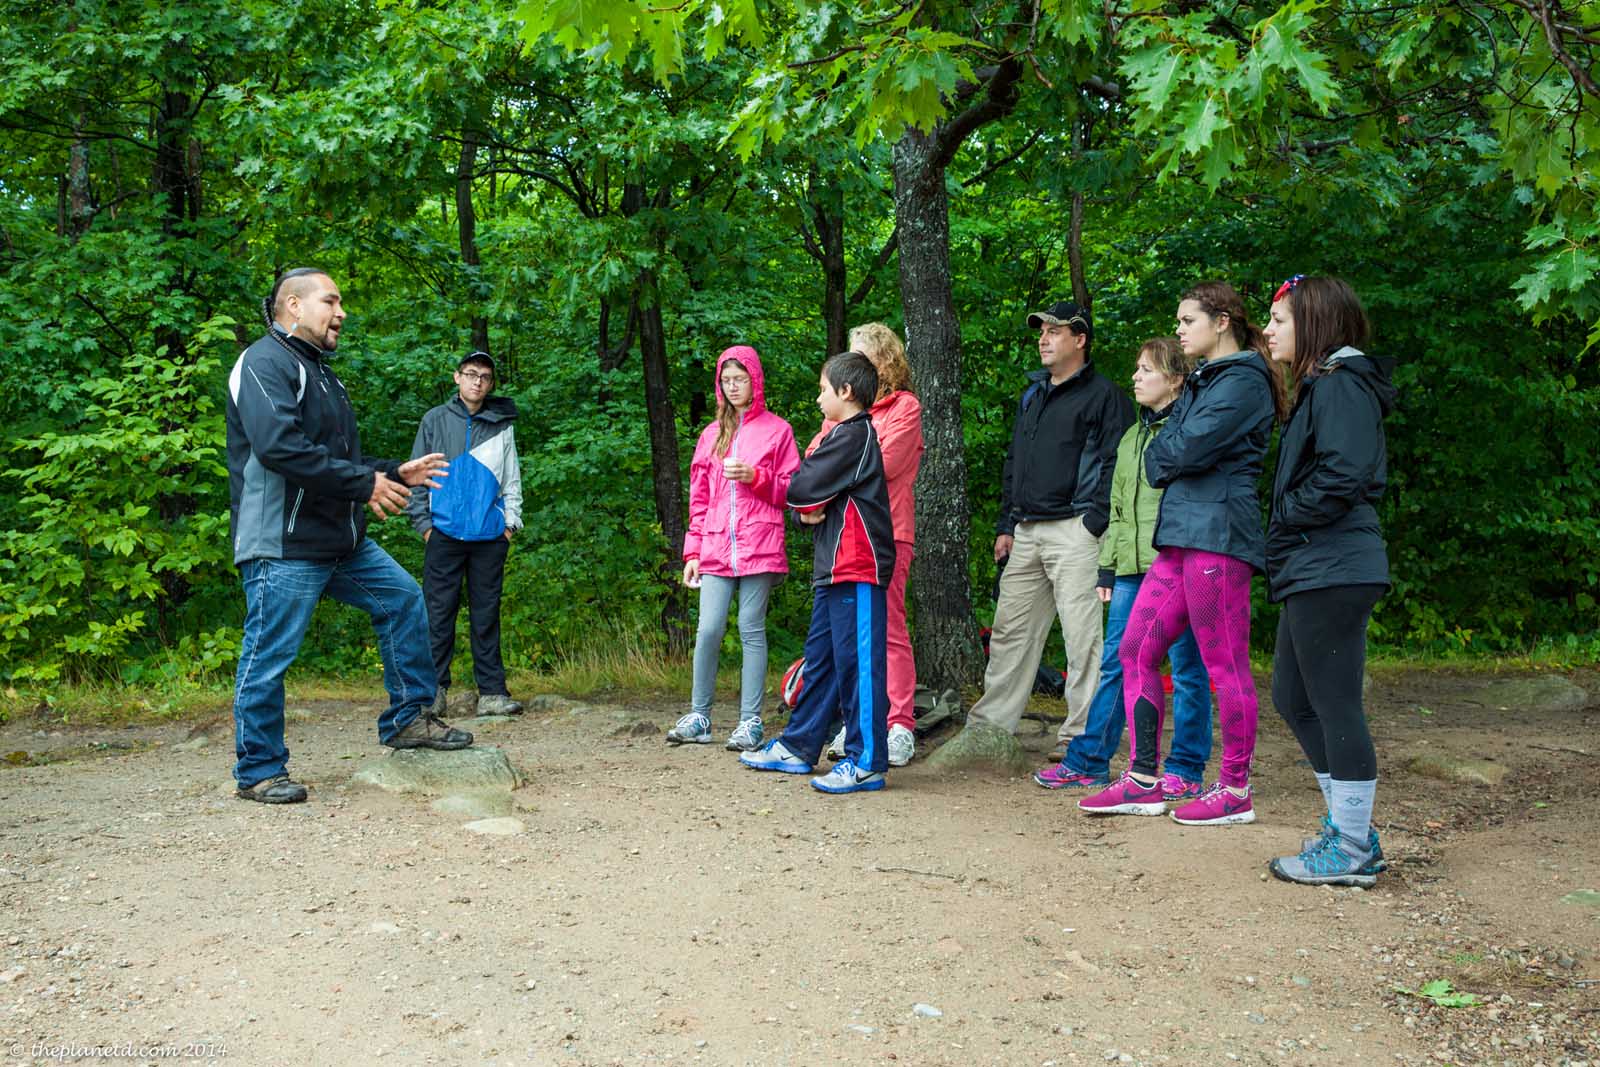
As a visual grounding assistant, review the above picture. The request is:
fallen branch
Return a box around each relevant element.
[1529,743,1591,756]
[872,864,964,881]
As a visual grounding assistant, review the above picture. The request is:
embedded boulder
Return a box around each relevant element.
[352,746,520,796]
[1468,675,1588,713]
[924,722,1030,776]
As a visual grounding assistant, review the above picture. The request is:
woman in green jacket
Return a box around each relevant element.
[1035,337,1214,792]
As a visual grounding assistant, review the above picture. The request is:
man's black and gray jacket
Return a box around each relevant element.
[226,327,403,564]
[997,362,1134,538]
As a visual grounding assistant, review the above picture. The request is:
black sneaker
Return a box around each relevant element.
[387,711,474,750]
[237,773,308,804]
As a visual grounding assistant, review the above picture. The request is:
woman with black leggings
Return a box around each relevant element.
[1261,275,1397,887]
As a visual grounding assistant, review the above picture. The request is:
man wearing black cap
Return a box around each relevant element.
[408,351,525,717]
[967,300,1134,757]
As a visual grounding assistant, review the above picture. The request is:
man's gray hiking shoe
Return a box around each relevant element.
[477,693,524,716]
[387,712,474,750]
[237,773,308,804]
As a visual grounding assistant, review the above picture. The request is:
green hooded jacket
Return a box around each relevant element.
[1097,404,1174,586]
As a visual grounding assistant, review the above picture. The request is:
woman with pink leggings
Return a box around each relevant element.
[1080,281,1285,825]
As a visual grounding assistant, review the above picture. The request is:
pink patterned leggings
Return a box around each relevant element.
[1118,547,1258,788]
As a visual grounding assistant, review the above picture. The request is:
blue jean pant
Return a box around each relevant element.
[232,538,435,788]
[690,572,777,722]
[1062,574,1213,782]
[777,582,889,772]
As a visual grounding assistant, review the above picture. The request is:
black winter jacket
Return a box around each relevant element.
[788,412,896,588]
[1266,347,1397,601]
[226,327,402,564]
[997,362,1134,538]
[1146,350,1277,572]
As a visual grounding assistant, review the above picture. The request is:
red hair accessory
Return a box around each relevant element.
[1274,274,1306,302]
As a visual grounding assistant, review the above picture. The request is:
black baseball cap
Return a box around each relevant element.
[1026,300,1093,343]
[457,350,496,373]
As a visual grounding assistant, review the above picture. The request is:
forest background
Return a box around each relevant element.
[2,0,1597,703]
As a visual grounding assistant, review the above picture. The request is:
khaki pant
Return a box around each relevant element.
[968,516,1103,741]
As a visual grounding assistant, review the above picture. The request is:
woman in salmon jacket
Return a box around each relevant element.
[671,346,801,752]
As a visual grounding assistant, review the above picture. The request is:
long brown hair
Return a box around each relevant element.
[1278,276,1370,386]
[848,322,912,400]
[1182,281,1288,422]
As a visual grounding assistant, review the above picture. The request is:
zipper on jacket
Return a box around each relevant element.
[286,488,305,535]
[349,502,357,549]
[727,415,742,575]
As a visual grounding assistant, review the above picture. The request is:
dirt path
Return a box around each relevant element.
[1,669,1596,1066]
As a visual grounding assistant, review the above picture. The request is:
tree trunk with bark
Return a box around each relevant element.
[623,181,692,654]
[891,59,1023,692]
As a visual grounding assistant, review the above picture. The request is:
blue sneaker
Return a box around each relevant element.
[1269,833,1380,888]
[739,739,813,774]
[810,759,885,794]
[1302,814,1387,873]
[666,713,712,745]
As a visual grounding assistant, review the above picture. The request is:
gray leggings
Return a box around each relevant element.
[691,573,778,721]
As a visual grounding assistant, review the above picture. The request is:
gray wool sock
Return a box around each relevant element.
[1314,772,1333,813]
[1329,778,1377,851]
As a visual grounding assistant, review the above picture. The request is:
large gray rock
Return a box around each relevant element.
[1408,752,1507,787]
[352,746,520,796]
[924,722,1030,775]
[1469,675,1589,712]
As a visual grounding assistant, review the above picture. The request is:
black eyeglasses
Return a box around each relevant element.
[459,370,493,384]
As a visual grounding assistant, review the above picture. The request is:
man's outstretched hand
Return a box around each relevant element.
[370,454,447,518]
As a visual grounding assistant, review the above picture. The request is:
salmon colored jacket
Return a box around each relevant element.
[807,389,924,545]
[682,346,800,577]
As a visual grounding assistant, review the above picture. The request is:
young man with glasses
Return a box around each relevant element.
[408,351,525,717]
[962,300,1134,771]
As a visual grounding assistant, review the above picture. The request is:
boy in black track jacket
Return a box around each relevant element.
[740,352,896,794]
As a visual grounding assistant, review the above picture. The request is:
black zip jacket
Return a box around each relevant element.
[226,327,403,564]
[1146,350,1277,571]
[997,362,1134,538]
[1266,347,1397,602]
[787,412,896,588]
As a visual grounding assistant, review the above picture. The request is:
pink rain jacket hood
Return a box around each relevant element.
[682,346,800,577]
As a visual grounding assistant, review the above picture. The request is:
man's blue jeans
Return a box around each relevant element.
[1061,574,1213,782]
[232,538,435,788]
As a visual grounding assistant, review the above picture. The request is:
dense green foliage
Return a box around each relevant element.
[1,0,1596,687]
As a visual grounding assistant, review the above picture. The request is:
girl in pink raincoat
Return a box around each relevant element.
[671,346,800,751]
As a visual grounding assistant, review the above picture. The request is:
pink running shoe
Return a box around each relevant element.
[1169,783,1256,826]
[1160,773,1204,801]
[1077,772,1166,816]
[1033,763,1109,790]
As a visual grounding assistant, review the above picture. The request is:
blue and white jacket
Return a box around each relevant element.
[407,395,523,541]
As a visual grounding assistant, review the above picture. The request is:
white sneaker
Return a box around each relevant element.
[824,726,847,761]
[666,712,712,744]
[887,724,915,767]
[724,717,764,751]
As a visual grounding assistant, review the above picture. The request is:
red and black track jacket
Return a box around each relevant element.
[787,412,896,588]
